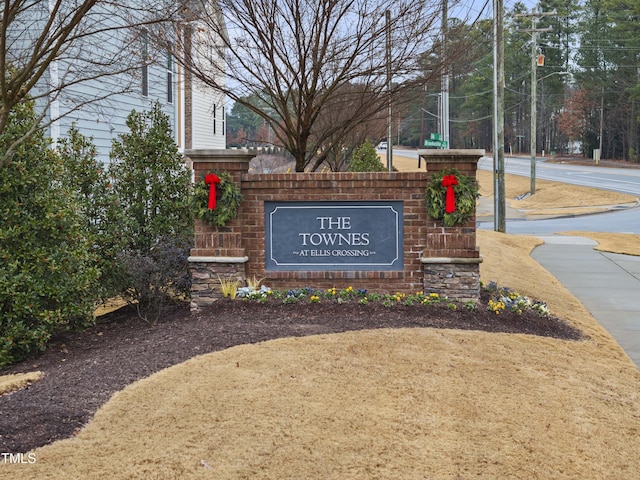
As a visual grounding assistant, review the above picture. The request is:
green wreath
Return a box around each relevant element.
[191,171,242,227]
[424,168,479,227]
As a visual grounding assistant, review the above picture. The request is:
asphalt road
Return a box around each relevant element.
[392,150,640,234]
[477,155,640,197]
[492,206,640,235]
[394,149,640,197]
[478,155,640,234]
[476,155,640,234]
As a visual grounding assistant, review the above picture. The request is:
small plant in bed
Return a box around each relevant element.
[231,283,554,320]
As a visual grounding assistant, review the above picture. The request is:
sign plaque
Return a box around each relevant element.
[265,201,403,271]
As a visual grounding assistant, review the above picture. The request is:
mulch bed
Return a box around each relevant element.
[0,294,582,454]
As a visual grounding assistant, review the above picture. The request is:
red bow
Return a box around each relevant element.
[441,174,458,214]
[205,174,221,210]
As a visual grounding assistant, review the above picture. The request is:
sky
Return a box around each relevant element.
[451,0,541,22]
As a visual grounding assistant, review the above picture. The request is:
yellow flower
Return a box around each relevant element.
[488,300,505,314]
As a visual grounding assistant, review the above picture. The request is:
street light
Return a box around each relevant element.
[530,70,569,194]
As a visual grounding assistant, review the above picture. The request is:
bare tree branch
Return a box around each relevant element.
[172,0,444,171]
[1,0,182,168]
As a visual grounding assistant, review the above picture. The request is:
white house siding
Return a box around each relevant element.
[43,5,176,165]
[49,61,176,165]
[183,21,227,151]
[14,1,225,164]
[191,82,226,150]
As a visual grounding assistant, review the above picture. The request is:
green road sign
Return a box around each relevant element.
[424,139,448,148]
[430,133,442,141]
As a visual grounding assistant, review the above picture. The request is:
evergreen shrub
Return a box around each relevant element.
[108,102,193,320]
[0,101,97,366]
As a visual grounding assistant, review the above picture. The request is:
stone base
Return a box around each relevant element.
[188,256,248,311]
[421,257,483,302]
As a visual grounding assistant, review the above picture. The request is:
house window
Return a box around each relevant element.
[166,53,173,104]
[141,30,149,97]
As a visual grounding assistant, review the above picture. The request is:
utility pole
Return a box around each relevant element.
[420,84,426,150]
[516,10,555,194]
[441,0,449,147]
[493,0,505,232]
[386,10,393,171]
[598,87,604,166]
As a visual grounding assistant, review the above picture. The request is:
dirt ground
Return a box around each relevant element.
[2,154,640,479]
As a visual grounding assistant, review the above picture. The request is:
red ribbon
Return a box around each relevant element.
[205,174,221,210]
[441,174,458,213]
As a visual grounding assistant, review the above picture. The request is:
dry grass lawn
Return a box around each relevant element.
[0,371,41,396]
[3,153,640,479]
[561,231,640,256]
[476,170,637,216]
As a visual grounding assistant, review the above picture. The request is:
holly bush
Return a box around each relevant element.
[108,102,193,319]
[0,100,97,367]
[57,125,128,302]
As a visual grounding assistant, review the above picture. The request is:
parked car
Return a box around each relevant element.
[377,141,388,150]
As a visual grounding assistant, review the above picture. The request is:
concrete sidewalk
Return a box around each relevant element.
[476,192,640,368]
[529,235,640,368]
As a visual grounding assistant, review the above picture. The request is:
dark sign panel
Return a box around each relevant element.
[265,201,403,271]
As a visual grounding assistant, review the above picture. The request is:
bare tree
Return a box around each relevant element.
[312,83,389,171]
[1,0,180,168]
[175,0,445,171]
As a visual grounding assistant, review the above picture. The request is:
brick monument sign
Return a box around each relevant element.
[187,149,483,310]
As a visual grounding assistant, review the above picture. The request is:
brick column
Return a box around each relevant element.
[418,149,484,301]
[185,149,255,309]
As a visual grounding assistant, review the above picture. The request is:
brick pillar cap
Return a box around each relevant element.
[420,256,483,264]
[417,149,484,165]
[185,149,257,163]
